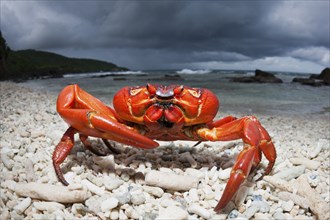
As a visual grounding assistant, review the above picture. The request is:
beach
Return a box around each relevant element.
[0,81,329,219]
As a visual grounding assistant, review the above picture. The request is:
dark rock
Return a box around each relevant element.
[254,69,283,83]
[292,78,323,87]
[312,67,330,85]
[255,69,283,83]
[292,67,330,86]
[309,74,319,80]
[231,69,283,83]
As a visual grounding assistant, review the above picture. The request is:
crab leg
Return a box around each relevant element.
[54,85,159,185]
[52,127,76,186]
[196,116,276,212]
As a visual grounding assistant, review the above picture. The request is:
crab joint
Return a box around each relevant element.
[231,169,247,179]
[86,111,98,128]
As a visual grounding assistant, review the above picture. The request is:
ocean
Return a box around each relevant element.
[20,69,330,116]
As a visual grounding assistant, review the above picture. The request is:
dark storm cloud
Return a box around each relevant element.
[1,1,329,71]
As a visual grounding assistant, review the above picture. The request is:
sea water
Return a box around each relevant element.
[20,69,330,116]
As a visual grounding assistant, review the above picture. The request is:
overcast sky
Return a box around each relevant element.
[1,1,329,73]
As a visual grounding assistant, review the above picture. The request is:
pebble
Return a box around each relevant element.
[157,205,188,220]
[142,185,164,198]
[130,191,146,205]
[1,152,14,170]
[293,175,330,220]
[218,168,231,180]
[244,205,259,218]
[30,130,45,138]
[71,203,87,216]
[308,140,323,158]
[293,214,313,220]
[187,188,199,203]
[281,200,294,212]
[278,191,310,209]
[145,170,199,191]
[244,199,270,218]
[68,183,83,190]
[20,130,30,138]
[103,176,124,191]
[273,211,287,219]
[160,198,181,208]
[92,155,115,169]
[13,197,32,214]
[307,173,320,187]
[188,203,211,219]
[289,157,321,170]
[13,182,91,203]
[110,209,119,219]
[118,209,128,219]
[114,191,131,205]
[33,201,65,213]
[254,212,270,220]
[263,176,293,192]
[185,168,204,179]
[85,196,102,214]
[228,209,240,218]
[25,159,36,182]
[81,179,105,196]
[1,208,9,220]
[101,198,119,212]
[316,138,329,151]
[273,165,306,181]
[125,206,140,219]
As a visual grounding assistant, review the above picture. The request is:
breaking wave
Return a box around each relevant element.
[176,68,211,74]
[63,71,146,78]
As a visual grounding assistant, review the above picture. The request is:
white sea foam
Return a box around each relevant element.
[63,71,145,78]
[246,71,255,76]
[176,68,211,74]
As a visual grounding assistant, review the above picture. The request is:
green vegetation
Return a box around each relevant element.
[0,31,11,78]
[0,32,128,81]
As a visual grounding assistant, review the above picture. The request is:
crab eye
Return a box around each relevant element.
[146,84,156,96]
[130,87,143,96]
[188,88,201,98]
[173,85,184,95]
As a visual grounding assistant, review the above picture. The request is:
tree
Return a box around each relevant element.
[0,31,11,77]
[0,31,10,59]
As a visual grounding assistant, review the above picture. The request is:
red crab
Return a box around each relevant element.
[53,84,276,212]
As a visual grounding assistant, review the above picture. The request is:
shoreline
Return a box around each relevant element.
[1,82,329,219]
[17,78,330,117]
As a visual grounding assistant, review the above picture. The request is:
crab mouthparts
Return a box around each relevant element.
[156,90,173,99]
[155,85,176,99]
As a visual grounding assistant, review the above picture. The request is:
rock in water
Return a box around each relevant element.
[293,67,330,86]
[232,69,283,83]
[310,67,330,85]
